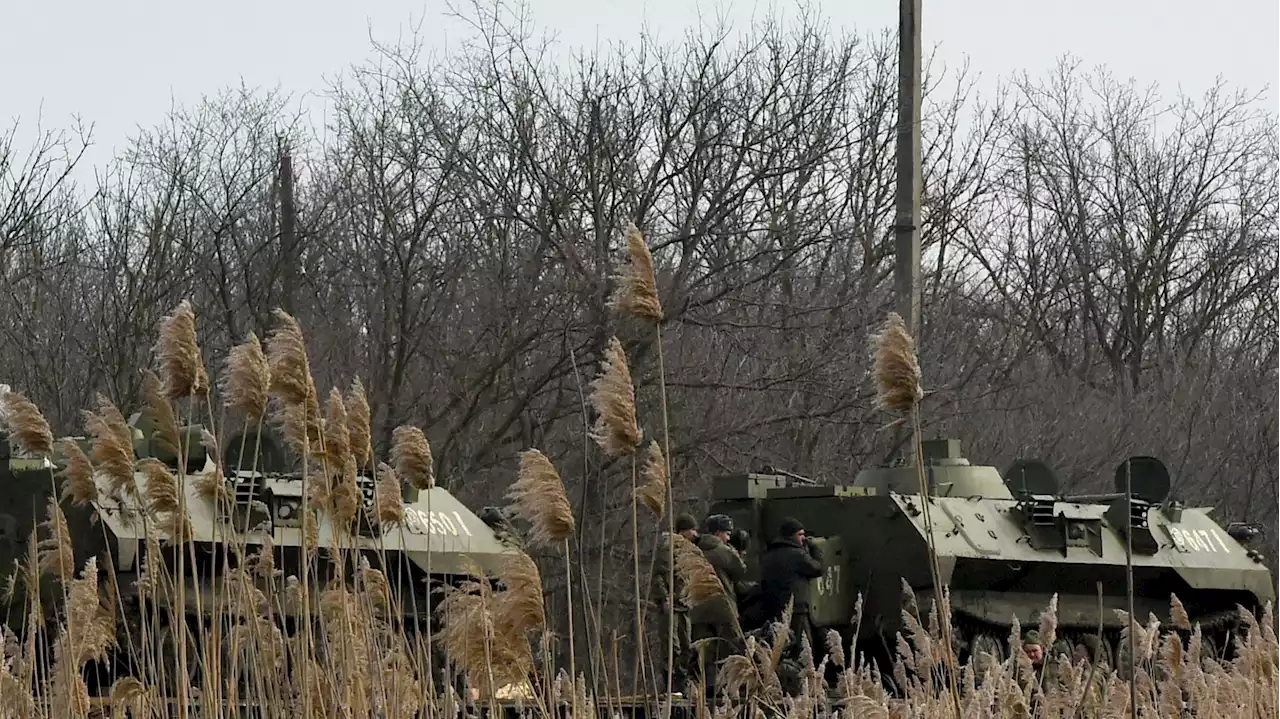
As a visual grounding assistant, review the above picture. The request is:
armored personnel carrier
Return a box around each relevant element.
[709,438,1274,670]
[0,408,519,694]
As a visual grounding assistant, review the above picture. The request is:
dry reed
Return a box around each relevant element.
[588,336,643,457]
[36,496,75,581]
[636,440,667,517]
[138,458,193,544]
[57,438,97,506]
[0,388,54,457]
[2,310,1272,719]
[871,311,923,415]
[156,299,210,400]
[609,223,664,322]
[222,331,272,421]
[346,379,372,468]
[266,309,322,455]
[391,425,435,490]
[373,462,406,528]
[505,449,576,548]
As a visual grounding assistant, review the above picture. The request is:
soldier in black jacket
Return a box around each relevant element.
[757,517,825,671]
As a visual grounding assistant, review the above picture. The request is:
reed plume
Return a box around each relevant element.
[48,556,115,719]
[221,331,271,421]
[374,462,405,528]
[57,438,97,506]
[609,223,664,322]
[141,370,181,457]
[192,429,231,505]
[57,556,116,666]
[494,550,547,640]
[138,458,192,544]
[345,379,372,468]
[0,389,53,457]
[266,309,312,406]
[636,440,668,517]
[323,388,351,477]
[266,309,321,454]
[436,571,534,698]
[505,448,577,703]
[670,532,733,623]
[588,336,643,457]
[330,459,362,530]
[871,312,923,416]
[606,221,678,700]
[588,335,647,697]
[81,394,136,500]
[156,299,209,400]
[36,496,74,581]
[505,449,576,548]
[391,425,435,490]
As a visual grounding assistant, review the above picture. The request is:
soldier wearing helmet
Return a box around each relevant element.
[690,513,748,696]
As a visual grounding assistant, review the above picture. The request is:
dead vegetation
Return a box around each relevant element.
[0,234,1271,719]
[0,5,1274,719]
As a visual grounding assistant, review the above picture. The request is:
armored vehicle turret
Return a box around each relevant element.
[709,438,1274,669]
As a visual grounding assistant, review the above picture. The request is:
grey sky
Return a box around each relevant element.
[3,0,1277,176]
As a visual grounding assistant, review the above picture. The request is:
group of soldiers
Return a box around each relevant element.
[649,512,825,695]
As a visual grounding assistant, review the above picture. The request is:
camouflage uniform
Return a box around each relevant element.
[690,516,748,697]
[651,513,699,692]
[1014,630,1046,698]
[1072,635,1111,708]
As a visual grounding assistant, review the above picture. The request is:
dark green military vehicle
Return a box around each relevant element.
[709,438,1274,669]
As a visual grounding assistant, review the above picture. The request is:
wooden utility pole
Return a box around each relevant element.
[893,0,923,466]
[893,0,923,340]
[278,135,298,316]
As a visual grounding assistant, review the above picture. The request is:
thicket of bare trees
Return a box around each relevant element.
[2,8,1275,642]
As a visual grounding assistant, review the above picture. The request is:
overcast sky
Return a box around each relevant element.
[3,0,1277,176]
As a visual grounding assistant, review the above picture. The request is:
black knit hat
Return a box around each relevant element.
[674,513,698,532]
[778,517,805,538]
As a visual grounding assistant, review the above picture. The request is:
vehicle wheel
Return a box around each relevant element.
[969,633,1005,677]
[155,622,200,698]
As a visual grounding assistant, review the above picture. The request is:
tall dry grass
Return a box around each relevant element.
[0,285,1273,719]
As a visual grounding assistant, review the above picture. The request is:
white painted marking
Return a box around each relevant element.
[1169,525,1231,554]
[403,508,470,537]
[815,564,840,596]
[452,511,474,537]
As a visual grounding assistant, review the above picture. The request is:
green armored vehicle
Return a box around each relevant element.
[0,409,519,694]
[709,438,1274,669]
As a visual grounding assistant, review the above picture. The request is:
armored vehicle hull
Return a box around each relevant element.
[709,439,1274,669]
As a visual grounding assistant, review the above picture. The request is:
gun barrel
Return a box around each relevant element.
[1059,492,1126,503]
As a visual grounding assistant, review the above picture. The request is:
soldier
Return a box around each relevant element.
[1072,635,1110,706]
[728,528,762,626]
[651,512,698,690]
[1014,629,1047,697]
[690,514,748,697]
[757,517,825,670]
